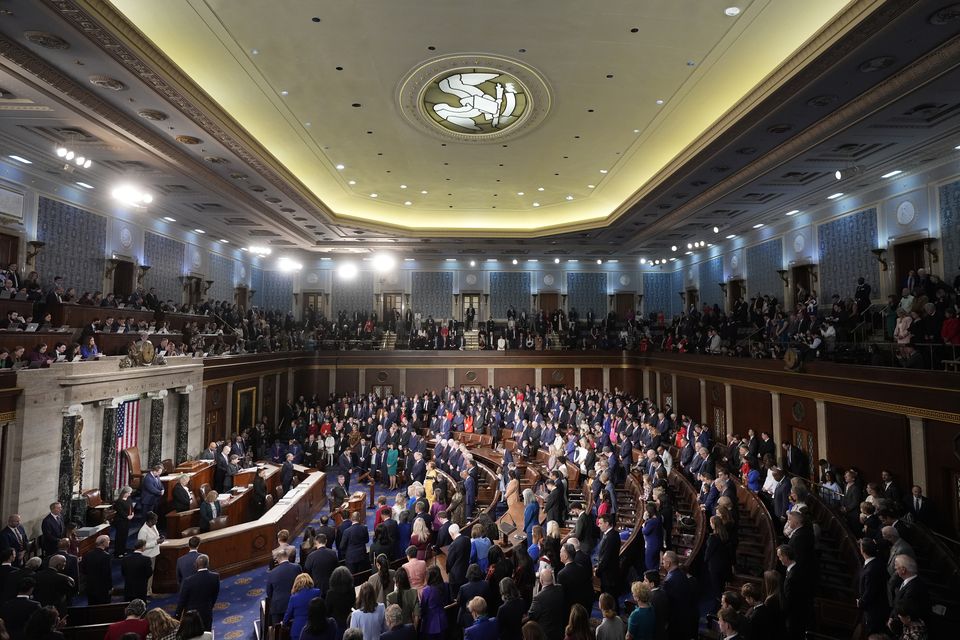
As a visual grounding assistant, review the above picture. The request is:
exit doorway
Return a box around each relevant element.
[894,240,927,294]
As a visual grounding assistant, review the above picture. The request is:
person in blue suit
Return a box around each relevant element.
[463,596,499,640]
[283,573,322,640]
[340,510,370,573]
[641,503,663,572]
[522,489,539,541]
[140,465,165,517]
[266,547,302,625]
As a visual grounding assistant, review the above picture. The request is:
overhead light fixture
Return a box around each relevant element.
[404,258,415,262]
[248,245,272,256]
[532,202,540,207]
[587,184,596,189]
[369,193,378,198]
[655,99,664,105]
[420,190,428,194]
[517,191,525,196]
[348,180,357,185]
[537,187,545,191]
[55,146,92,169]
[686,243,692,249]
[713,226,719,233]
[372,252,396,272]
[400,184,407,189]
[554,258,560,264]
[162,217,177,223]
[404,201,412,206]
[528,259,539,263]
[277,256,302,272]
[469,260,476,267]
[639,258,647,264]
[194,228,205,234]
[785,210,800,216]
[827,192,844,200]
[337,262,358,280]
[335,164,345,170]
[599,169,608,174]
[75,182,94,190]
[725,234,736,239]
[8,155,31,164]
[753,223,764,229]
[672,246,678,252]
[512,258,518,265]
[219,239,229,244]
[881,170,903,178]
[445,258,456,262]
[111,184,154,207]
[280,90,289,97]
[568,259,579,263]
[834,166,862,181]
[596,259,602,264]
[685,251,693,255]
[724,6,741,16]
[487,258,498,262]
[565,195,574,201]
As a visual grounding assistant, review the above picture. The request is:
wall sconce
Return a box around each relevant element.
[25,240,45,266]
[718,282,728,296]
[870,248,888,271]
[105,258,120,279]
[776,269,789,285]
[137,264,151,284]
[923,239,939,263]
[203,280,214,294]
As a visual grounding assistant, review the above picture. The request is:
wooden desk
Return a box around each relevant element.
[75,523,110,557]
[153,466,323,593]
[0,298,36,320]
[164,464,279,537]
[160,460,214,513]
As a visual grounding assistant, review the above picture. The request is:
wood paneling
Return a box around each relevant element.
[262,374,277,427]
[924,420,960,535]
[622,368,639,397]
[778,395,815,448]
[581,368,602,390]
[543,367,574,388]
[609,368,624,392]
[454,367,488,389]
[407,368,448,393]
[657,371,673,409]
[496,368,535,389]
[676,376,701,423]
[334,368,358,395]
[731,386,773,437]
[204,383,227,444]
[705,380,726,440]
[826,404,911,490]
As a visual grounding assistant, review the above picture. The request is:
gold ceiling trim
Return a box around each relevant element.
[64,0,877,238]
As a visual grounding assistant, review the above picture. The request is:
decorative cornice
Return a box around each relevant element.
[0,411,16,422]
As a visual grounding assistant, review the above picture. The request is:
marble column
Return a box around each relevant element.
[59,404,83,519]
[175,386,193,465]
[147,390,168,467]
[99,401,120,501]
[908,416,927,487]
[770,392,782,448]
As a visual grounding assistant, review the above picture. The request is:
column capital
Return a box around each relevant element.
[147,389,169,400]
[62,404,83,417]
[98,398,121,408]
[175,385,194,395]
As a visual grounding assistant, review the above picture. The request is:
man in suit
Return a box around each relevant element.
[907,485,936,528]
[172,475,194,512]
[140,465,165,516]
[40,502,64,557]
[176,554,220,631]
[596,514,620,598]
[1,514,29,567]
[771,468,791,524]
[568,502,599,556]
[252,467,268,517]
[557,543,593,614]
[304,534,338,595]
[778,544,812,640]
[381,603,417,640]
[857,538,889,635]
[281,452,295,493]
[340,510,370,573]
[120,539,152,602]
[464,596,498,640]
[199,441,219,461]
[527,565,565,640]
[199,491,222,532]
[0,547,17,591]
[445,523,470,596]
[214,444,231,492]
[543,479,564,525]
[643,570,669,640]
[177,536,202,587]
[786,511,816,575]
[661,551,698,640]
[330,474,348,510]
[781,442,809,478]
[408,451,426,485]
[266,547,301,625]
[81,535,112,605]
[463,469,476,521]
[4,577,40,640]
[34,554,76,615]
[889,554,930,634]
[316,515,336,549]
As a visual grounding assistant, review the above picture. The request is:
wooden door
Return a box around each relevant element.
[728,280,744,306]
[112,260,135,298]
[791,266,811,307]
[302,292,321,319]
[539,293,559,314]
[461,293,480,323]
[235,286,249,311]
[791,427,816,479]
[686,288,699,310]
[614,293,634,318]
[894,240,926,293]
[0,233,18,268]
[383,293,403,322]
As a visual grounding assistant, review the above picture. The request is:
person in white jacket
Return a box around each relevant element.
[137,511,162,596]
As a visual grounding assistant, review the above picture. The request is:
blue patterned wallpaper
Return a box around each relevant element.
[143,232,184,304]
[643,272,671,319]
[35,197,107,295]
[670,269,684,317]
[818,208,878,302]
[411,271,453,318]
[939,180,960,274]
[745,238,785,301]
[260,270,294,313]
[567,272,607,317]
[208,253,235,303]
[698,257,724,311]
[250,266,263,306]
[332,271,374,316]
[489,272,530,318]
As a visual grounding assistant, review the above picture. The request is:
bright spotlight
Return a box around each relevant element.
[277,257,303,273]
[337,262,358,280]
[372,253,396,272]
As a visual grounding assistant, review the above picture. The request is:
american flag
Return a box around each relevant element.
[114,399,140,491]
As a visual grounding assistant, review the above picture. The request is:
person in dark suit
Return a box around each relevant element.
[568,502,599,555]
[0,547,17,590]
[340,511,370,573]
[408,451,427,485]
[4,577,41,640]
[381,603,417,640]
[771,469,791,524]
[786,511,817,576]
[1,515,29,567]
[176,537,202,587]
[252,468,269,517]
[888,553,930,634]
[316,515,336,549]
[543,479,564,525]
[303,534,337,594]
[198,490,222,533]
[265,548,302,625]
[445,523,471,596]
[330,474,348,510]
[213,444,231,492]
[661,551,698,640]
[40,503,64,558]
[703,516,732,612]
[781,443,808,478]
[281,452,295,493]
[175,553,221,631]
[140,465,165,516]
[596,514,620,598]
[907,485,937,528]
[113,487,134,557]
[434,513,453,549]
[778,544,812,640]
[120,540,152,602]
[172,475,193,512]
[857,538,888,634]
[496,579,526,640]
[557,543,593,614]
[32,555,75,615]
[456,564,491,628]
[642,570,669,640]
[463,596,499,640]
[80,534,112,605]
[463,469,477,521]
[526,565,565,640]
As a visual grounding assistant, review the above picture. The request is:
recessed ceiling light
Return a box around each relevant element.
[280,90,289,96]
[554,258,560,264]
[669,257,676,261]
[639,258,647,264]
[671,245,678,251]
[304,122,311,127]
[752,223,764,229]
[713,226,719,233]
[532,202,540,207]
[587,184,596,189]
[487,258,498,262]
[337,262,358,279]
[724,7,741,17]
[517,191,525,196]
[404,258,415,262]
[348,180,356,185]
[370,193,378,198]
[8,155,31,164]
[881,170,903,178]
[400,184,407,189]
[250,48,259,55]
[469,260,476,267]
[511,259,518,265]
[528,259,539,263]
[685,251,693,255]
[537,187,545,191]
[194,228,206,234]
[599,169,608,174]
[655,99,664,105]
[404,201,412,206]
[568,259,578,263]
[596,259,602,264]
[633,129,640,134]
[445,258,456,262]
[162,216,176,223]
[565,195,574,201]
[827,192,844,200]
[785,209,800,216]
[219,239,229,244]
[75,182,94,189]
[687,243,693,249]
[420,190,428,194]
[335,164,345,170]
[725,234,736,239]
[955,144,960,150]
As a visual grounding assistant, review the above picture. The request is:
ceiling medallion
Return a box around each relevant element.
[858,56,896,73]
[398,54,552,144]
[928,4,960,25]
[88,75,126,91]
[137,109,168,121]
[24,31,69,50]
[175,135,202,145]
